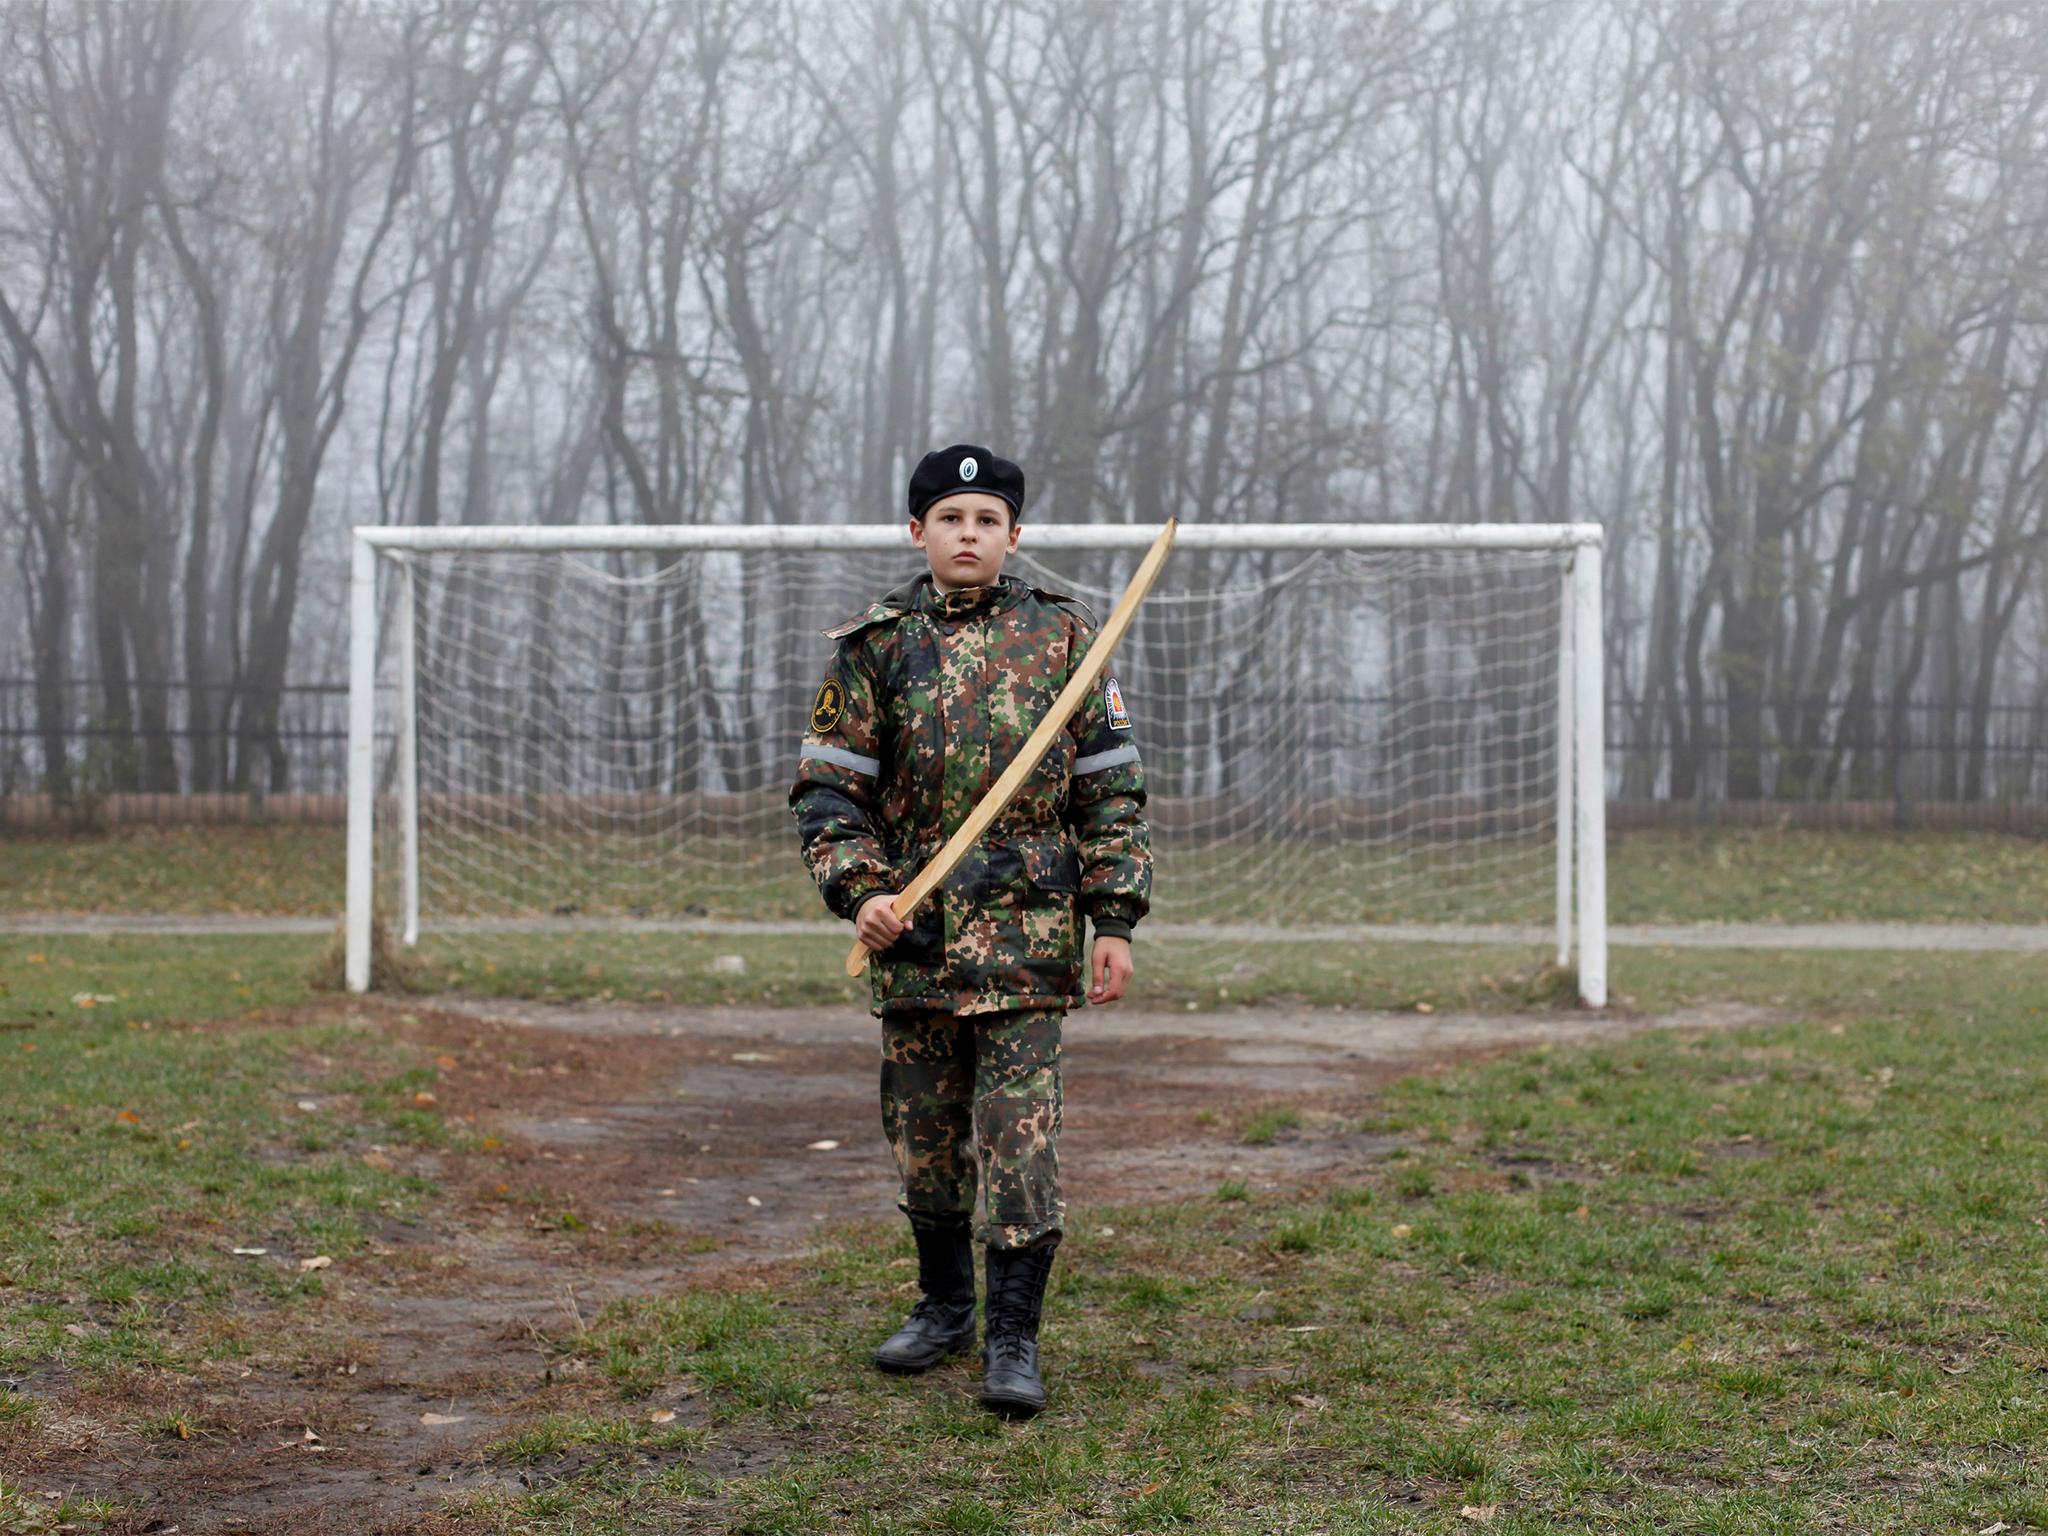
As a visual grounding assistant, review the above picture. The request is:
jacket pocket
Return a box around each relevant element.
[883,838,946,964]
[1012,831,1082,989]
[1018,832,1080,893]
[890,897,944,965]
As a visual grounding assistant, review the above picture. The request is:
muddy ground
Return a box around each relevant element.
[5,996,1771,1534]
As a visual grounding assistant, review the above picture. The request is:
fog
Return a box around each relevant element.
[1,0,2044,804]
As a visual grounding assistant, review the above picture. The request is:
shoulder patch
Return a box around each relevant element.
[1104,675,1132,731]
[810,677,846,734]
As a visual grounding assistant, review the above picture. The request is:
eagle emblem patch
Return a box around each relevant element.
[1104,676,1131,731]
[810,677,845,734]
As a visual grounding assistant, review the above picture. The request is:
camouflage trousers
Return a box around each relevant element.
[879,1006,1064,1252]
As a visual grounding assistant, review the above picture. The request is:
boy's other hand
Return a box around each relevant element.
[855,892,908,952]
[1089,935,1133,1004]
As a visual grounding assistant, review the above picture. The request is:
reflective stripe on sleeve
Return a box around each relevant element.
[1074,743,1140,776]
[800,742,881,777]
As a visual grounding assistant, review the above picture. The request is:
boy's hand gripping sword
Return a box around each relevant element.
[845,518,1177,978]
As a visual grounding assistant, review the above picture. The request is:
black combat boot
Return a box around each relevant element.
[980,1239,1057,1417]
[873,1213,977,1373]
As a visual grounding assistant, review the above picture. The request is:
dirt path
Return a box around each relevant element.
[12,996,1774,1533]
[440,995,1775,1250]
[5,913,2046,950]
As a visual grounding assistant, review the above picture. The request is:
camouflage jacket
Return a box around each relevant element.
[790,571,1151,1017]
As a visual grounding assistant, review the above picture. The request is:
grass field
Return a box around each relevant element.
[4,823,2046,925]
[504,955,2048,1535]
[3,828,2045,1531]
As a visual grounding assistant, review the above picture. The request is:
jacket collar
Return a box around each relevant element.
[910,572,1027,623]
[822,570,1029,640]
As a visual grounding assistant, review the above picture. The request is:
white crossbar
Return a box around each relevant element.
[354,522,1602,553]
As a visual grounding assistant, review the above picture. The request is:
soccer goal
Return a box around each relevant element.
[345,523,1607,1004]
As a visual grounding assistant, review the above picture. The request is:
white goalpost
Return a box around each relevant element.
[345,522,1607,1005]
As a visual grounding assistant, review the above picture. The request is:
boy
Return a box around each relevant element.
[789,443,1151,1417]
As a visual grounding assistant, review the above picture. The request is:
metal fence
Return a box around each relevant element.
[0,679,360,829]
[3,677,2046,831]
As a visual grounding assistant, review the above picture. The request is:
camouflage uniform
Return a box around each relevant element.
[790,571,1151,1250]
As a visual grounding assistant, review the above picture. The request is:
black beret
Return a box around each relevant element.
[907,443,1025,522]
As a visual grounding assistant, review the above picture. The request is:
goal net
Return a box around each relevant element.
[346,525,1606,1003]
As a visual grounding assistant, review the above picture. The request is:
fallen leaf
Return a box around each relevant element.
[1459,1505,1498,1523]
[1135,1481,1164,1498]
[420,1412,466,1426]
[113,1110,140,1125]
[296,1100,320,1113]
[435,1055,459,1070]
[649,1409,676,1424]
[1390,1223,1413,1239]
[806,1139,840,1151]
[176,1138,192,1151]
[1572,1205,1590,1221]
[413,1091,438,1107]
[1415,1001,1435,1014]
[298,1255,333,1273]
[361,1151,395,1171]
[1289,1393,1328,1410]
[62,1323,87,1338]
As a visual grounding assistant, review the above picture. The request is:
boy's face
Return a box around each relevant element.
[911,491,1019,592]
